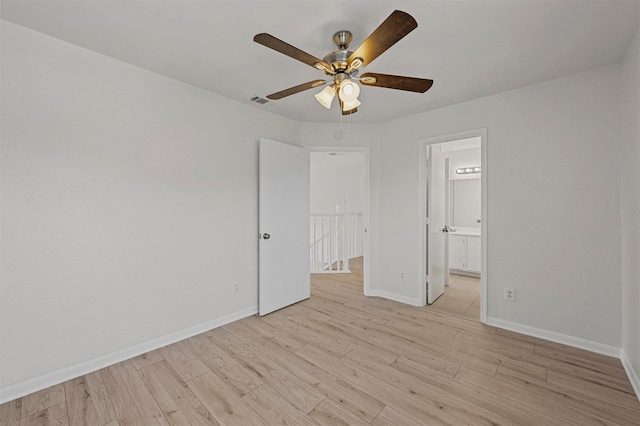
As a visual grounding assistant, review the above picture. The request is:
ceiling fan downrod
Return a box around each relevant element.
[333,30,352,50]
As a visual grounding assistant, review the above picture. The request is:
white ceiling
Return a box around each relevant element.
[2,0,638,123]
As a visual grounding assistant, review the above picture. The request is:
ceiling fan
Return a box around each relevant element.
[254,10,433,115]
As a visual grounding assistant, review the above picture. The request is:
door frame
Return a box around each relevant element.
[306,146,371,296]
[418,129,488,323]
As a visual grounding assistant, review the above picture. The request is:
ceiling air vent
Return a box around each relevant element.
[249,96,270,105]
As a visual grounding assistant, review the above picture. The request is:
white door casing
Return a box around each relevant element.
[306,146,371,296]
[259,138,310,316]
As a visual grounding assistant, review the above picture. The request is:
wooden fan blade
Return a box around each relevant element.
[360,73,433,93]
[266,80,326,100]
[347,10,417,67]
[254,33,333,73]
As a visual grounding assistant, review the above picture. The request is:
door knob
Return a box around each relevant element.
[262,233,271,240]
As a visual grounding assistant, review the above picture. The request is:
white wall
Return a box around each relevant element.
[310,152,365,214]
[377,65,622,348]
[620,20,640,393]
[0,21,299,397]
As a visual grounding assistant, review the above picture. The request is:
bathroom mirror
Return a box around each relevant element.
[451,178,481,228]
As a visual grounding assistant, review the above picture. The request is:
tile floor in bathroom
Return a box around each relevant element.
[427,274,480,321]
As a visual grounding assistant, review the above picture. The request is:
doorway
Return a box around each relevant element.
[418,130,487,323]
[307,147,370,295]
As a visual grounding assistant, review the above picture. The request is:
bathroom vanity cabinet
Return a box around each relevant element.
[449,233,481,274]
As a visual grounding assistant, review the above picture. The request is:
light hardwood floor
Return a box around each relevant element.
[1,257,639,425]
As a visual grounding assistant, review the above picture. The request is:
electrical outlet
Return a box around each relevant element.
[504,287,515,302]
[233,282,240,293]
[400,271,405,280]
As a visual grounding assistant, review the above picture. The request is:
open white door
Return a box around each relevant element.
[259,138,310,316]
[427,143,446,304]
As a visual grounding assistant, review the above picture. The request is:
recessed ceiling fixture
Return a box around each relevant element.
[253,10,434,116]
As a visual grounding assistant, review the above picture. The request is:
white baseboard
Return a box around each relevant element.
[448,269,480,278]
[485,317,622,358]
[368,290,423,307]
[0,305,258,404]
[621,349,640,402]
[470,317,638,403]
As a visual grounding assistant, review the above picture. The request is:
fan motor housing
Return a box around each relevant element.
[323,50,352,73]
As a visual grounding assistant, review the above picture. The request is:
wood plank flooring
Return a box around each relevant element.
[1,257,638,425]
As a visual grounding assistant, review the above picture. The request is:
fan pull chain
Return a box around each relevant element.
[335,107,344,140]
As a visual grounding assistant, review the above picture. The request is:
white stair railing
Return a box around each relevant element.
[310,210,362,273]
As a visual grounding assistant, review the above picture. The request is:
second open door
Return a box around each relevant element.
[428,143,446,304]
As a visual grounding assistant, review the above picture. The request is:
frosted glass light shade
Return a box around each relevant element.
[338,79,360,102]
[342,98,361,111]
[314,85,336,109]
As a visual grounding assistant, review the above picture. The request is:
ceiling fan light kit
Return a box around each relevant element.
[338,79,360,102]
[314,85,336,109]
[342,98,361,112]
[254,10,433,116]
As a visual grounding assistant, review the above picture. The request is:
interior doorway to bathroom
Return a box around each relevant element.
[418,130,487,323]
